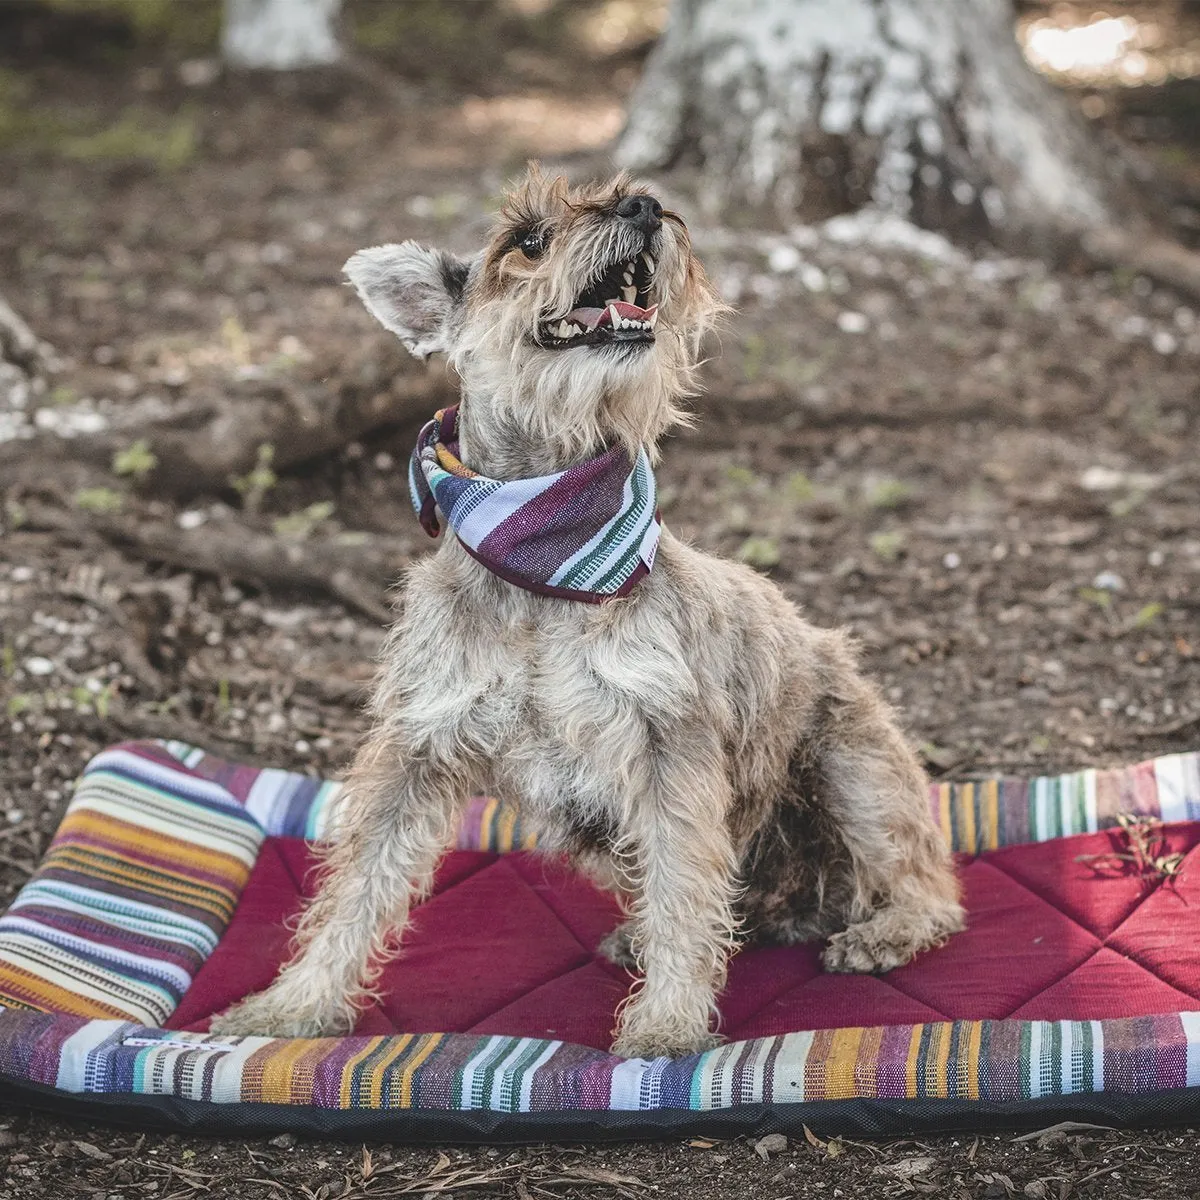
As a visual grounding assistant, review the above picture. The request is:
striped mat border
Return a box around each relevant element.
[168,739,1200,856]
[1,1009,1198,1112]
[0,740,1197,1115]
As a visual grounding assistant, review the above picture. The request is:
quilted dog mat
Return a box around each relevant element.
[2,740,1200,1140]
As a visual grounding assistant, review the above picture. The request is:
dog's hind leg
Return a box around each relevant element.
[210,731,471,1038]
[812,652,964,975]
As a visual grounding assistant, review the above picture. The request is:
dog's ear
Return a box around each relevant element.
[344,242,470,360]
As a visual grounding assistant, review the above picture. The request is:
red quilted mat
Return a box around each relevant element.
[169,825,1200,1049]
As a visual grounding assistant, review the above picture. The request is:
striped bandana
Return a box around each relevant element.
[409,405,660,603]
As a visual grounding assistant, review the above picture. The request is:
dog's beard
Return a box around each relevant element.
[456,319,685,464]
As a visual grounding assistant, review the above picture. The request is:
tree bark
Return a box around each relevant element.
[618,0,1129,248]
[0,294,46,375]
[0,357,453,500]
[0,291,53,417]
[222,0,341,70]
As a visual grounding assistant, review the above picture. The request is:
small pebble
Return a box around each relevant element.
[836,311,868,334]
[24,656,55,676]
[943,552,961,569]
[1093,570,1125,591]
[269,1132,296,1149]
[767,244,801,273]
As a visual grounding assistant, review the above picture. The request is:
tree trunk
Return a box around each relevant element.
[617,0,1128,247]
[0,292,51,415]
[222,0,341,70]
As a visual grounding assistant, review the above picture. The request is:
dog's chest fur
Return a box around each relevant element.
[373,533,814,848]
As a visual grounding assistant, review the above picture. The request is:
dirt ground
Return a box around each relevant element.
[2,3,1200,1197]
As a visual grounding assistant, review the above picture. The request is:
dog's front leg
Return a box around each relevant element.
[210,732,469,1038]
[609,736,738,1060]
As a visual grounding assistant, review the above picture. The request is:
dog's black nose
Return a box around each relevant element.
[615,193,663,233]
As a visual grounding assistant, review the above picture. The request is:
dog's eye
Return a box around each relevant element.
[517,229,548,260]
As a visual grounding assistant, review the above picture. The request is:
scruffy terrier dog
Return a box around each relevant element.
[212,168,964,1058]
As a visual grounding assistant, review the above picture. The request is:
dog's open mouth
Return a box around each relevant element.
[539,252,658,350]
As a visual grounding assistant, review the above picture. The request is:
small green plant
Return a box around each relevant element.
[1131,602,1164,630]
[1079,587,1112,610]
[737,535,781,571]
[864,478,914,510]
[112,438,157,481]
[3,499,26,530]
[723,465,757,489]
[272,500,335,540]
[49,385,78,406]
[231,444,277,512]
[2,642,14,677]
[784,472,815,504]
[740,333,767,383]
[1109,490,1146,519]
[869,530,906,563]
[216,677,231,716]
[61,109,197,171]
[74,487,124,514]
[221,314,251,366]
[6,693,33,718]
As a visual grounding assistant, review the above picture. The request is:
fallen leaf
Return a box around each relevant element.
[875,1155,938,1180]
[73,1141,111,1162]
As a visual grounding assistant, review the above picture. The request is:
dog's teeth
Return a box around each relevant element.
[568,322,583,337]
[607,303,621,328]
[642,252,656,274]
[556,320,572,339]
[647,307,659,328]
[622,268,634,286]
[621,285,637,303]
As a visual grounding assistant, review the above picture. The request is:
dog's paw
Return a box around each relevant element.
[597,922,638,970]
[208,989,353,1039]
[822,916,927,974]
[611,1027,722,1060]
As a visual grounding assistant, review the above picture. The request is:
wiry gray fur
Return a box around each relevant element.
[212,168,964,1058]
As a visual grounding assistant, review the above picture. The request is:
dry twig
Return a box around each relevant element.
[1075,813,1184,883]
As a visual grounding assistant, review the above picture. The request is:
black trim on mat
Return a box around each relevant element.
[4,1075,1200,1142]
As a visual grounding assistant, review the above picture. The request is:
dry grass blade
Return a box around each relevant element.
[562,1164,647,1189]
[1075,814,1185,884]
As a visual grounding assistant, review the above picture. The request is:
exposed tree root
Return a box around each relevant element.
[0,294,49,374]
[0,357,453,499]
[1080,226,1200,306]
[24,501,404,623]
